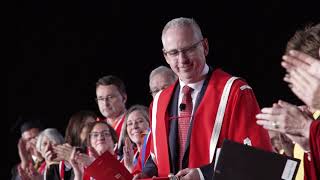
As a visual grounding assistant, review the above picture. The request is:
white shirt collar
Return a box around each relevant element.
[178,64,209,115]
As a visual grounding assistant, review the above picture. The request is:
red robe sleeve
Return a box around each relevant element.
[221,80,273,152]
[304,120,320,180]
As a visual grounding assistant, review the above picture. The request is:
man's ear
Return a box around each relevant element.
[122,94,127,104]
[203,38,209,56]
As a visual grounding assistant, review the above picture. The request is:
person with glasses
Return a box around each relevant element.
[149,65,178,98]
[95,75,127,138]
[67,121,119,180]
[136,17,272,180]
[86,121,118,157]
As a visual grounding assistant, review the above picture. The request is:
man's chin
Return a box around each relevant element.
[180,75,196,83]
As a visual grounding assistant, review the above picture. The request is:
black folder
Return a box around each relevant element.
[213,139,300,180]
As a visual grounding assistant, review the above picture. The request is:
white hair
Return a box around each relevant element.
[161,17,203,44]
[149,65,177,85]
[36,128,64,152]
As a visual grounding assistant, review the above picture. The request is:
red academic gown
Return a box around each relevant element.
[97,115,125,138]
[150,69,272,177]
[132,129,152,175]
[112,115,125,138]
[304,120,320,180]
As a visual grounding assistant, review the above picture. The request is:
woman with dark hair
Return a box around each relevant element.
[68,121,121,180]
[54,110,97,156]
[65,110,97,148]
[52,111,97,179]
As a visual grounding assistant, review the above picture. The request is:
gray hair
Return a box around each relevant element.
[161,17,203,44]
[36,128,64,152]
[149,66,177,85]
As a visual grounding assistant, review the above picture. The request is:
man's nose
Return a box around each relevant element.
[178,51,189,63]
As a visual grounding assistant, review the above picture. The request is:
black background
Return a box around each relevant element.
[8,0,319,179]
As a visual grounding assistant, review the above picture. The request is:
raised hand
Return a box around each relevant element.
[74,147,96,168]
[18,138,32,169]
[18,162,42,180]
[256,100,313,137]
[282,50,320,77]
[123,137,134,172]
[69,147,84,180]
[284,68,320,110]
[53,143,73,162]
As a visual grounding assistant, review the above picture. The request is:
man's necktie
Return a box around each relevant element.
[178,85,193,169]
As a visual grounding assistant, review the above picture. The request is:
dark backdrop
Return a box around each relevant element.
[8,0,319,179]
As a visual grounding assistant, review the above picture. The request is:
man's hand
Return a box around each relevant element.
[132,172,150,180]
[176,168,201,180]
[18,163,42,180]
[18,138,32,169]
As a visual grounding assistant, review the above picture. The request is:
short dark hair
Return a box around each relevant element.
[20,120,43,134]
[96,75,127,96]
[286,23,320,59]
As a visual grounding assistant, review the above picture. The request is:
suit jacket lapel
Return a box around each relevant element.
[168,83,180,173]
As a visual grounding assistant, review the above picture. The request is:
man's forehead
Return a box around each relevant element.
[96,85,121,94]
[22,128,39,139]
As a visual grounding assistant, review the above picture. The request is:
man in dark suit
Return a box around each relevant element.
[11,119,44,180]
[136,17,272,180]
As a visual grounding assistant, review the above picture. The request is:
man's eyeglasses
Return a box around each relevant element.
[95,95,118,103]
[90,130,111,139]
[163,39,203,58]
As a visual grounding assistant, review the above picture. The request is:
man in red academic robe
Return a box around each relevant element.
[137,17,272,180]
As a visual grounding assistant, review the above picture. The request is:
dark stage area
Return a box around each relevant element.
[8,0,319,178]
